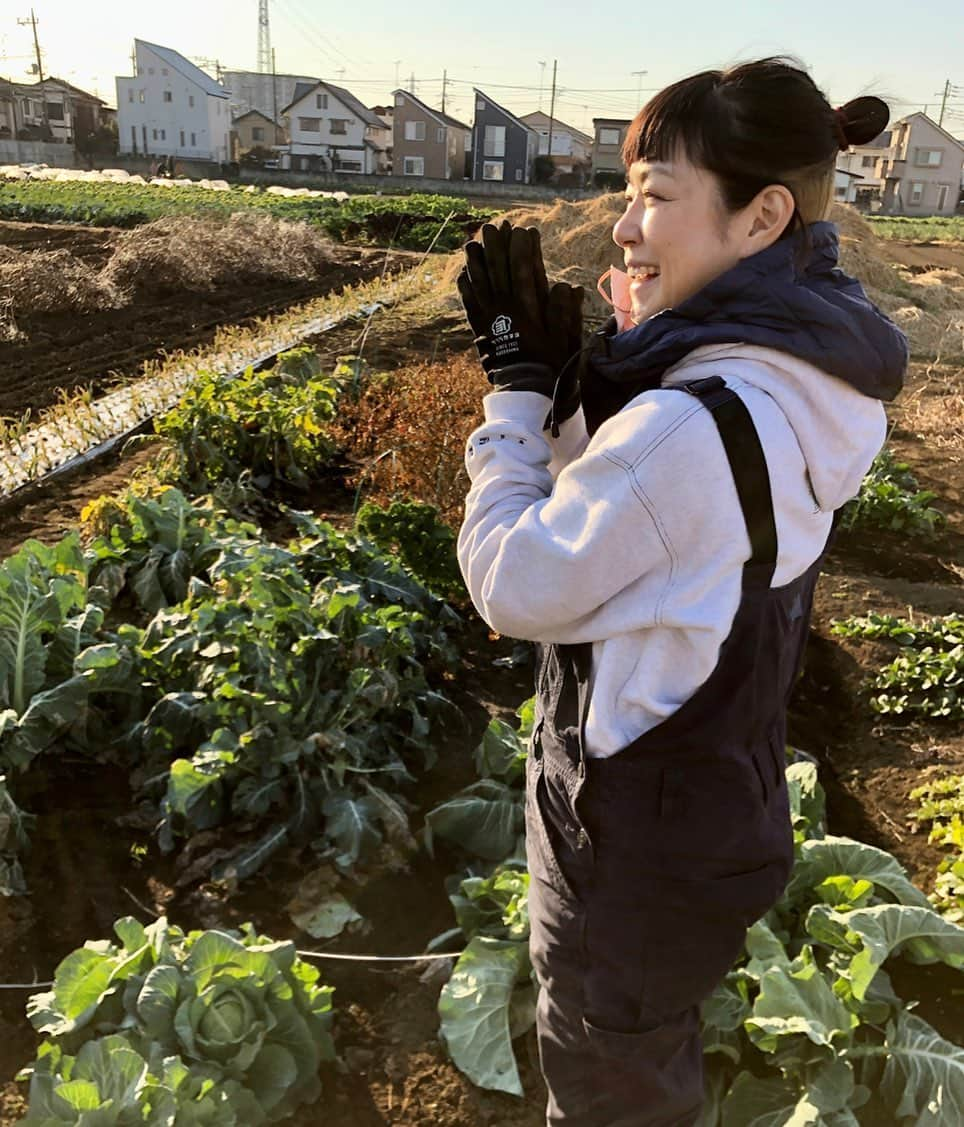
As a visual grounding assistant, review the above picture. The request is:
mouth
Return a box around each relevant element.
[627,265,660,287]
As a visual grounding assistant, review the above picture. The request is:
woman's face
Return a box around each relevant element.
[612,153,748,325]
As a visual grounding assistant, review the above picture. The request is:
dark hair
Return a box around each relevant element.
[622,58,889,228]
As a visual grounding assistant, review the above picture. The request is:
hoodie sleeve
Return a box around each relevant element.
[457,390,676,642]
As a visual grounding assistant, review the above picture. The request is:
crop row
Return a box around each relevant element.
[0,180,493,251]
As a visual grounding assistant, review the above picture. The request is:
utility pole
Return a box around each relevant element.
[631,69,648,107]
[441,69,447,114]
[271,47,278,136]
[546,59,557,168]
[18,8,49,138]
[409,72,415,93]
[130,44,137,76]
[937,79,951,127]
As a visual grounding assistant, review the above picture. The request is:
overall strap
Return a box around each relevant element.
[678,376,777,589]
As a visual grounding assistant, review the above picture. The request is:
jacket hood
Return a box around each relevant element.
[582,222,908,434]
[661,344,888,512]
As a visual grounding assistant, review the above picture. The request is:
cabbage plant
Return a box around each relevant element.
[20,916,334,1124]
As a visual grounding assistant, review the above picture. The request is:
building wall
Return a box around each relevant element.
[0,97,16,138]
[222,72,316,125]
[285,88,374,173]
[0,139,78,166]
[116,43,229,162]
[592,120,630,176]
[472,95,534,183]
[392,93,454,179]
[13,83,73,143]
[878,115,964,216]
[234,114,286,156]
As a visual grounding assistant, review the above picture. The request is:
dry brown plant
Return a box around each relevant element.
[332,351,489,528]
[101,212,336,295]
[0,245,120,337]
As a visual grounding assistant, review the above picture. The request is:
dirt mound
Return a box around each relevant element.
[102,212,336,296]
[440,197,964,357]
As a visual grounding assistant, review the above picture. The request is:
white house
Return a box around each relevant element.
[116,40,230,163]
[519,111,592,174]
[281,80,389,174]
[836,129,892,208]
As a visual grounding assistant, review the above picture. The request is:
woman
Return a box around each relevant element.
[456,59,907,1126]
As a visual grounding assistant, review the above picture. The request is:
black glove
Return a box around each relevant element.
[457,222,583,409]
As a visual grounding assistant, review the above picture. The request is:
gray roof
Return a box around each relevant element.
[393,89,470,132]
[137,40,228,99]
[473,89,538,135]
[281,80,386,131]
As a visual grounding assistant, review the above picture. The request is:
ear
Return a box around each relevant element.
[738,184,796,258]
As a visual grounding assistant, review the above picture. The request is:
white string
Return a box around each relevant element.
[0,948,463,989]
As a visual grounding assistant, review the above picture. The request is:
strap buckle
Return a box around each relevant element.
[681,375,726,397]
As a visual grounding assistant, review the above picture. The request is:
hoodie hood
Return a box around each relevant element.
[661,343,887,512]
[581,222,908,435]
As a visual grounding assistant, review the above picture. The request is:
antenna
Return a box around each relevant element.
[257,0,272,74]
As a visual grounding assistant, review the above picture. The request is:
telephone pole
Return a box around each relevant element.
[937,79,951,127]
[441,69,448,114]
[546,59,557,168]
[271,48,278,133]
[631,69,648,106]
[18,8,49,137]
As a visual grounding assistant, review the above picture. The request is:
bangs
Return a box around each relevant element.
[621,71,722,170]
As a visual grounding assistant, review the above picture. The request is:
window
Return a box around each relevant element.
[330,119,348,135]
[834,185,846,198]
[599,127,621,146]
[340,159,362,171]
[138,91,145,103]
[482,161,504,180]
[252,126,264,141]
[191,132,196,146]
[437,126,445,143]
[298,117,322,132]
[316,93,328,109]
[515,168,523,181]
[909,181,925,205]
[483,124,506,157]
[403,155,424,176]
[131,125,136,149]
[160,129,166,141]
[476,98,486,111]
[862,154,874,167]
[913,147,943,167]
[180,130,185,146]
[163,91,172,103]
[189,95,195,108]
[395,93,404,106]
[937,184,949,210]
[152,129,158,140]
[128,89,134,103]
[405,120,426,141]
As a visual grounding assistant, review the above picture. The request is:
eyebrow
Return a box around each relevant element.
[627,163,673,187]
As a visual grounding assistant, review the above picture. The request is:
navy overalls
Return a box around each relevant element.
[526,376,830,1125]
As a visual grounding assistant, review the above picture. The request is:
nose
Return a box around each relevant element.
[612,203,637,249]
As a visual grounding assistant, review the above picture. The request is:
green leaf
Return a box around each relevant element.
[425,779,524,861]
[721,1072,821,1126]
[438,937,531,1096]
[786,835,931,910]
[290,892,363,940]
[746,946,857,1053]
[322,793,382,868]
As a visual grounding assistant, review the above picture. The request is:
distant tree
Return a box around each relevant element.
[533,154,555,184]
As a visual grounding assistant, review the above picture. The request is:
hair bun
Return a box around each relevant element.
[837,96,890,148]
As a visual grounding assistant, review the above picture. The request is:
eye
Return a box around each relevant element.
[642,190,665,202]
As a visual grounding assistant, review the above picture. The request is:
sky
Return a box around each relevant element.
[2,0,963,139]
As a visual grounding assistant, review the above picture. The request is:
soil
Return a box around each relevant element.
[0,230,963,1124]
[0,220,420,420]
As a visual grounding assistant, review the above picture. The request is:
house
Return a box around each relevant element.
[591,118,632,184]
[876,113,964,216]
[116,40,231,163]
[391,89,470,180]
[471,89,538,184]
[281,80,390,174]
[833,167,863,204]
[232,109,286,160]
[519,111,592,178]
[0,79,16,139]
[8,77,107,145]
[836,130,892,209]
[222,70,316,128]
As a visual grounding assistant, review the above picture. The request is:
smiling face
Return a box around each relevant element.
[612,154,751,326]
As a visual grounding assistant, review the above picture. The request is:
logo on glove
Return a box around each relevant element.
[492,314,512,336]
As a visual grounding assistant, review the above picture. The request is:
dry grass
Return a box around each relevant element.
[0,245,120,339]
[332,352,489,528]
[101,212,336,296]
[896,360,964,460]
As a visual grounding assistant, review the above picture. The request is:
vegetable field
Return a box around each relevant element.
[0,196,963,1125]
